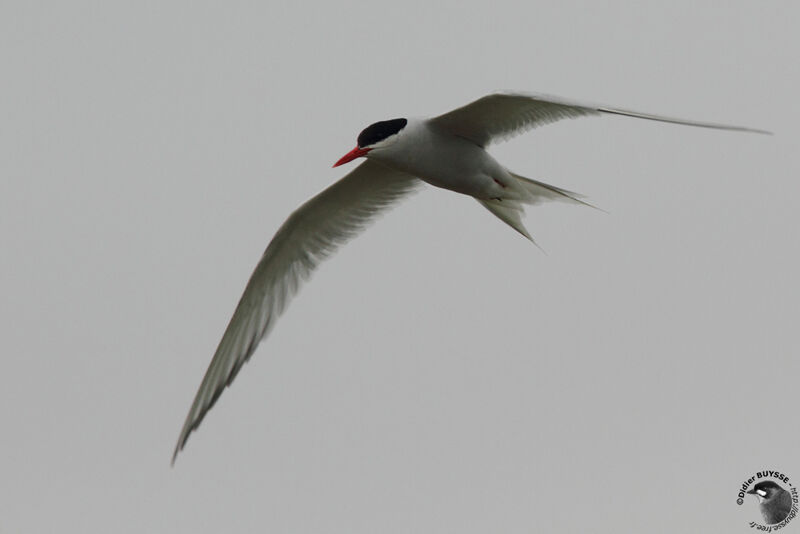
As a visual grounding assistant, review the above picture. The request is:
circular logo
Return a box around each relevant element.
[736,470,798,529]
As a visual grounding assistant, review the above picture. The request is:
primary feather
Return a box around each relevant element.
[431,92,769,146]
[173,160,418,462]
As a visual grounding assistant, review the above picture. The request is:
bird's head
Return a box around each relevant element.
[333,118,408,167]
[747,481,785,503]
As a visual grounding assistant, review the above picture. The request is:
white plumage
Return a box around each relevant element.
[173,92,767,463]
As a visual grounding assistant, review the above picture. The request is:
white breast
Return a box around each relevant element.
[369,119,507,198]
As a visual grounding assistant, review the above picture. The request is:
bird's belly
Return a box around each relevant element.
[416,168,495,197]
[391,139,503,198]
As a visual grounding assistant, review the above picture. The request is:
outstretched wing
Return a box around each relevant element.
[173,160,419,463]
[430,92,769,147]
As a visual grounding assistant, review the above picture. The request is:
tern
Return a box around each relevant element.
[173,92,767,463]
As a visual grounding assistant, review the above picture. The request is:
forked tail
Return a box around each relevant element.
[477,198,534,242]
[509,171,595,208]
[478,171,596,244]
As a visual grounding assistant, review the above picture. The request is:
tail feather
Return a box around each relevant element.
[478,171,596,245]
[509,171,599,210]
[477,198,535,243]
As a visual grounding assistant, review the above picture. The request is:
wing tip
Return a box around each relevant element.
[598,107,771,135]
[171,422,192,466]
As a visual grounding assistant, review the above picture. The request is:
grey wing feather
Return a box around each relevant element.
[430,92,770,147]
[173,160,419,463]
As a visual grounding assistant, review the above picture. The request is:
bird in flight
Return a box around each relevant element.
[172,92,767,463]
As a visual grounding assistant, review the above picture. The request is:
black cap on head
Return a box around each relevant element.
[357,118,407,148]
[749,481,784,495]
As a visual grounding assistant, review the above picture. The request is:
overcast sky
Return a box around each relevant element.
[2,2,798,533]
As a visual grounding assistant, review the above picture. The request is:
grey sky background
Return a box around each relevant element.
[2,2,798,532]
